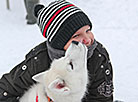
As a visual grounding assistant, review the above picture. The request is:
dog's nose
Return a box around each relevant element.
[72,41,79,45]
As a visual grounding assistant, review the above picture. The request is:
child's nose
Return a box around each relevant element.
[82,38,91,46]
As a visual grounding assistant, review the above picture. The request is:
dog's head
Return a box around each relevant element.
[33,41,88,97]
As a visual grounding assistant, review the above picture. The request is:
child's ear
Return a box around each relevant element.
[48,78,70,95]
[32,71,47,83]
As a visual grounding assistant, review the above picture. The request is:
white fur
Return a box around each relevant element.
[19,42,88,102]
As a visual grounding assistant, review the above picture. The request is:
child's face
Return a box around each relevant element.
[64,25,94,50]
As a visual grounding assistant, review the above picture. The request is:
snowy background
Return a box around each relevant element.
[0,0,138,101]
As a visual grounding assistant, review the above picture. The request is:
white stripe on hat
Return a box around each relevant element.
[49,9,82,42]
[40,1,68,29]
[41,2,71,33]
[40,1,67,29]
[47,7,80,39]
[38,0,65,26]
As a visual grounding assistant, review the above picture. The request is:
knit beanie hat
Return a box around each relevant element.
[34,0,92,50]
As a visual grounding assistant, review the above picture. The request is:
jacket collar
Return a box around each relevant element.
[46,41,65,61]
[46,40,97,61]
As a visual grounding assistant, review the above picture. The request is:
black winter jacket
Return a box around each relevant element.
[0,41,114,102]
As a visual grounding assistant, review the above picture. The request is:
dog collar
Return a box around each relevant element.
[36,94,38,102]
[36,94,53,102]
[47,96,53,102]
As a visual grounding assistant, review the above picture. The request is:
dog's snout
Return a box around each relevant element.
[72,41,79,45]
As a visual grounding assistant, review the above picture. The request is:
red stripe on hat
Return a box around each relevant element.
[42,4,74,38]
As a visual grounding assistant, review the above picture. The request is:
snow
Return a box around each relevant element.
[0,0,138,101]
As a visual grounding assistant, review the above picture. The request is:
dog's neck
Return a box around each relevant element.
[36,93,53,102]
[47,96,53,102]
[48,93,83,102]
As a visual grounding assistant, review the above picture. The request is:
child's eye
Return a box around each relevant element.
[86,29,91,33]
[72,34,79,38]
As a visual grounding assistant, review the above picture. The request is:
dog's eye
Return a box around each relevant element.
[67,61,74,72]
[69,61,73,70]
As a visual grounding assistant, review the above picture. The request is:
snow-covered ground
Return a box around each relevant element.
[0,0,138,101]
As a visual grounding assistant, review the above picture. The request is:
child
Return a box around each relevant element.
[0,0,114,102]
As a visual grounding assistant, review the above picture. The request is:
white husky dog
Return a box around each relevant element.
[19,41,88,102]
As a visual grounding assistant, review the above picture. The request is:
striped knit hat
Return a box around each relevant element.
[34,0,92,50]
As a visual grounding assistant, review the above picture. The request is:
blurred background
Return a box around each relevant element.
[0,0,138,101]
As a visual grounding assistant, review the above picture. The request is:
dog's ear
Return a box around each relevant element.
[48,78,70,95]
[32,71,47,83]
